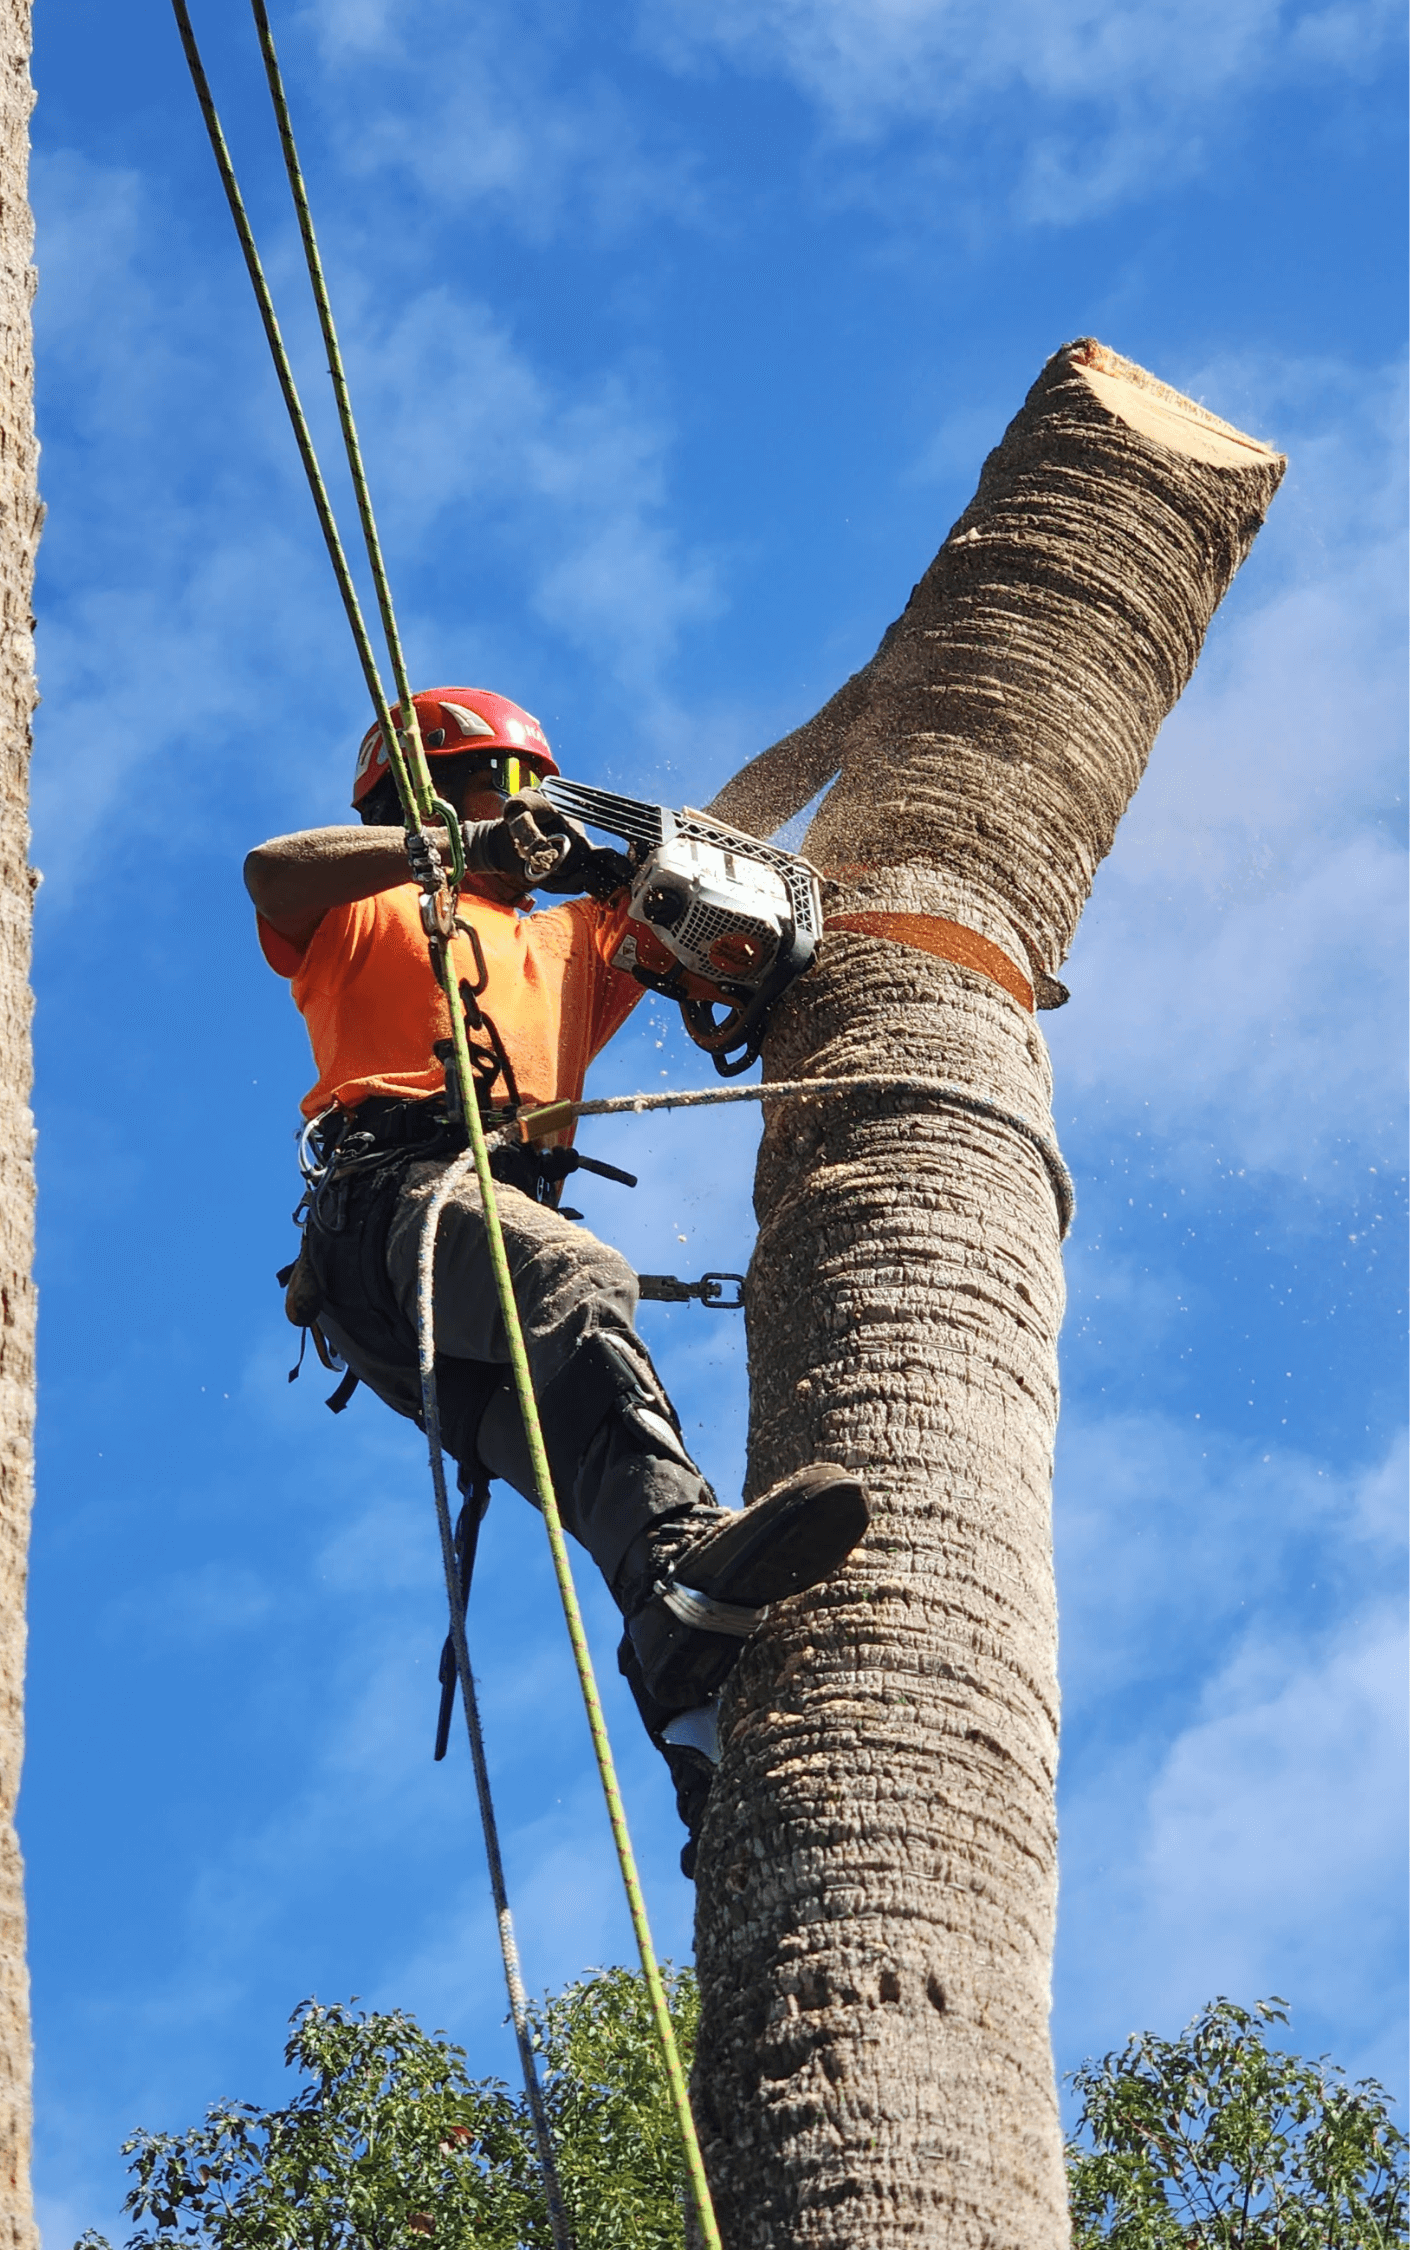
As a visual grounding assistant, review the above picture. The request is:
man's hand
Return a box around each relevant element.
[244,810,530,939]
[498,793,632,898]
[461,797,572,886]
[245,796,632,947]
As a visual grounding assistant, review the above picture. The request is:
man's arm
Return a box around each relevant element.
[245,798,631,948]
[244,824,450,946]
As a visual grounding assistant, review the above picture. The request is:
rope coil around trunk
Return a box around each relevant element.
[514,1076,1076,1239]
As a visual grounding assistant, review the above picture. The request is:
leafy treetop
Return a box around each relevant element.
[74,1983,1404,2250]
[1066,1995,1407,2248]
[74,1969,699,2250]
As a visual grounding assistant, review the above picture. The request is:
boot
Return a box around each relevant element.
[618,1461,871,1711]
[618,1635,719,1880]
[478,1327,870,1717]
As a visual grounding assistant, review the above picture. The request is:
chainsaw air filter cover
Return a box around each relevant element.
[541,777,824,1075]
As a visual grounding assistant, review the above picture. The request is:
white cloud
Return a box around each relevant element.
[1058,1605,1408,2089]
[303,0,702,239]
[1140,1613,1407,2004]
[1056,1418,1407,1720]
[639,0,1401,218]
[1045,355,1406,1189]
[1054,1415,1408,2093]
[383,1760,694,2043]
[346,299,722,684]
[30,152,719,884]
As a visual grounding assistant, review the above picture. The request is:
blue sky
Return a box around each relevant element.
[29,0,1405,2236]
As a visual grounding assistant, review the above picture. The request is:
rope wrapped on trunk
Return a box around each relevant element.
[513,1074,1076,1239]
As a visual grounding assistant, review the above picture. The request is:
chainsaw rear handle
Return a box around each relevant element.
[679,910,819,1073]
[540,775,823,1076]
[679,991,775,1076]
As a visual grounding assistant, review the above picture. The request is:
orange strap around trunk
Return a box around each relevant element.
[822,911,1034,1013]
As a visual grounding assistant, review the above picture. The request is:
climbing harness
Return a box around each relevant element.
[174,8,722,2242]
[282,1101,640,1409]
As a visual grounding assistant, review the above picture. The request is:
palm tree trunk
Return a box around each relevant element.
[692,342,1283,2249]
[0,4,39,2239]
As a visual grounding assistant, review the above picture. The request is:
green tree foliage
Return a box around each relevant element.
[1066,1997,1407,2248]
[76,1985,1404,2250]
[74,1967,699,2250]
[529,1965,699,2249]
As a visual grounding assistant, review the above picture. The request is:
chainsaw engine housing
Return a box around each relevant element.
[541,778,823,1074]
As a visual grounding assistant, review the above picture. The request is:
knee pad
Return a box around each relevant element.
[536,1328,695,1478]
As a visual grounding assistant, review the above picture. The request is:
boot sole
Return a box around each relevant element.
[675,1463,871,1609]
[628,1465,871,1710]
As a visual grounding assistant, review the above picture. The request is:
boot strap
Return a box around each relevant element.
[656,1581,767,1638]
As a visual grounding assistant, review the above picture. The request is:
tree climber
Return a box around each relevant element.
[245,687,870,1872]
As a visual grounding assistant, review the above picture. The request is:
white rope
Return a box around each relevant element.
[515,1074,1076,1238]
[416,1152,574,2250]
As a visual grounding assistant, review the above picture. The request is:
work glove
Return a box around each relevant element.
[467,793,631,899]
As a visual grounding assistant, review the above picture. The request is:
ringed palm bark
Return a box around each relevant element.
[0,2,38,2239]
[690,342,1284,2249]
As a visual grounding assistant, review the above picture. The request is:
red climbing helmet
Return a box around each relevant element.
[351,687,559,808]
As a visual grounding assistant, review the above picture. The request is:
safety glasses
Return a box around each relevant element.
[466,754,541,797]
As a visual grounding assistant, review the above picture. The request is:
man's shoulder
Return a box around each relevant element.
[260,883,417,983]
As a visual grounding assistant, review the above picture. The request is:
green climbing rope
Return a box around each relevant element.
[248,0,449,847]
[169,0,419,831]
[447,1058,724,2250]
[175,9,722,2243]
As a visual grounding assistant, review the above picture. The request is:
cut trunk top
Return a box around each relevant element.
[709,339,1284,990]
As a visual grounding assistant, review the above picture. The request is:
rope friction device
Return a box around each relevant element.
[542,778,822,1074]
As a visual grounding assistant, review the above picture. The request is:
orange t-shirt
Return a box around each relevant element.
[259,881,643,1121]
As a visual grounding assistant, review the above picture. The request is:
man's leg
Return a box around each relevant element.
[617,1633,715,1881]
[383,1159,715,1584]
[383,1158,870,1712]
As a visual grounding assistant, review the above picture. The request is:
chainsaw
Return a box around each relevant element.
[541,777,824,1076]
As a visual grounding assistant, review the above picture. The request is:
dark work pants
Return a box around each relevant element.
[314,1157,705,1590]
